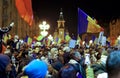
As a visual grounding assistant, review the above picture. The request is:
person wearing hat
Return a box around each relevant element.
[0,54,12,78]
[23,59,48,78]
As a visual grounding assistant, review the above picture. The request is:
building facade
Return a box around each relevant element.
[0,0,39,39]
[110,18,120,38]
[53,9,66,41]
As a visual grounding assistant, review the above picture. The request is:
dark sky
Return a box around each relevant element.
[32,0,120,35]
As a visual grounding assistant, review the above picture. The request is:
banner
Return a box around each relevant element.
[16,0,33,26]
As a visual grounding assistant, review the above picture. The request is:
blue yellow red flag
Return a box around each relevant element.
[78,8,103,34]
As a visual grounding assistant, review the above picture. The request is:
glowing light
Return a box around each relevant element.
[82,41,85,45]
[89,40,93,44]
[40,31,48,37]
[39,21,50,37]
[48,35,53,41]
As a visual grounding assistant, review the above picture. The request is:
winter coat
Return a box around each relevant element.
[0,54,11,78]
[23,59,48,78]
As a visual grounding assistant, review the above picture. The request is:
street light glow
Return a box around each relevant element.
[39,21,50,37]
[48,35,53,41]
[40,30,48,37]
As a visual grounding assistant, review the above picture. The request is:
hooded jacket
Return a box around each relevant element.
[24,59,48,78]
[0,54,10,78]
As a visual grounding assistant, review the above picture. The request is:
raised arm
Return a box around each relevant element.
[0,22,14,33]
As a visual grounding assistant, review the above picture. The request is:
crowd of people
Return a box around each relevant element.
[0,23,120,78]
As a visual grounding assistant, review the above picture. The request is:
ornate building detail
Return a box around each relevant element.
[0,0,38,38]
[54,8,66,41]
[110,18,120,38]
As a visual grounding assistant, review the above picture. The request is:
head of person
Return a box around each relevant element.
[106,50,120,78]
[59,63,78,78]
[0,54,12,73]
[23,59,48,78]
[70,52,81,62]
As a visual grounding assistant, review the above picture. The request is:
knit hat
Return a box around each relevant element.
[24,59,48,78]
[63,46,70,52]
[0,54,10,72]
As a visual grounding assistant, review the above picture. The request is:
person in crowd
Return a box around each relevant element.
[23,59,48,78]
[58,63,79,78]
[106,50,120,78]
[91,52,106,77]
[0,22,14,53]
[68,52,86,78]
[47,64,58,78]
[63,46,71,64]
[0,54,12,78]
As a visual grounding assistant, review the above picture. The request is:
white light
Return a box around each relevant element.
[39,21,50,37]
[39,21,50,30]
[43,21,46,25]
[117,36,120,40]
[82,41,85,45]
[52,41,55,44]
[89,40,93,44]
[40,31,48,37]
[48,35,53,41]
[60,32,63,34]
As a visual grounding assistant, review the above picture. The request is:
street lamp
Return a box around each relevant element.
[39,21,50,37]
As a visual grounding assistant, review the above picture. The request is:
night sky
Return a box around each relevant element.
[32,0,120,36]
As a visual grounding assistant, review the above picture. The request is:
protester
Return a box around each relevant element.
[2,23,120,78]
[68,52,86,78]
[23,59,48,78]
[0,54,12,78]
[58,63,78,78]
[106,50,120,78]
[0,22,14,53]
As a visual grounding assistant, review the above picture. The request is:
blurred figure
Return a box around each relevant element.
[0,22,14,53]
[23,59,48,78]
[106,50,120,78]
[58,63,78,78]
[0,54,12,78]
[46,64,58,78]
[68,53,86,78]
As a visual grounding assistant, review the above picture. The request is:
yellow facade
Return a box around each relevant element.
[53,9,65,41]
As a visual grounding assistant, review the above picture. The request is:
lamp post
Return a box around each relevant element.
[39,21,50,37]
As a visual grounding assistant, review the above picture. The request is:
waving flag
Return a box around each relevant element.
[78,8,103,34]
[65,34,71,42]
[27,37,32,45]
[15,0,33,26]
[37,35,44,41]
[24,36,32,45]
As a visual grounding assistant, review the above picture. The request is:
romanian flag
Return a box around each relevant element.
[78,8,103,34]
[55,37,61,44]
[24,36,32,45]
[15,0,33,26]
[47,39,52,46]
